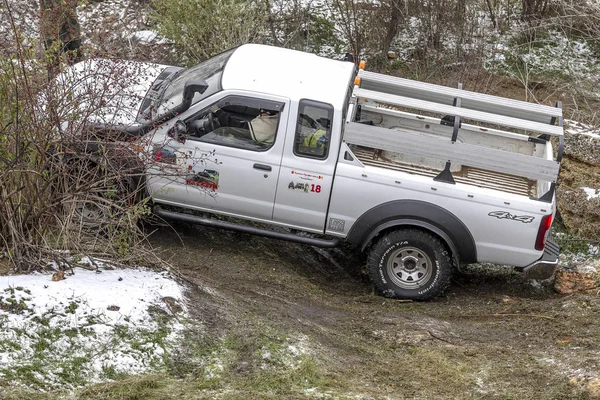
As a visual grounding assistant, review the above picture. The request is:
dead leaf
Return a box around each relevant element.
[556,338,572,345]
[52,270,65,282]
[587,379,600,397]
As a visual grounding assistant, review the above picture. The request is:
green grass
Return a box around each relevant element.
[0,296,181,393]
[553,223,600,261]
[0,287,32,314]
[164,323,336,397]
[76,375,168,400]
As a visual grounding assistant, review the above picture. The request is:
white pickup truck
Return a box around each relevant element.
[69,44,563,300]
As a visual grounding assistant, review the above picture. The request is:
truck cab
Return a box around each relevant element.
[145,44,356,233]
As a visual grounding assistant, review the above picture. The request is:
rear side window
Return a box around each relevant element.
[293,99,333,159]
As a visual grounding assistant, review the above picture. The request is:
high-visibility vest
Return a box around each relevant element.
[303,129,327,148]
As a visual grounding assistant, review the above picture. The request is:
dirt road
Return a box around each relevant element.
[147,223,600,399]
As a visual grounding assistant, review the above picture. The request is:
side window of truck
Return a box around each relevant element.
[293,99,334,159]
[185,96,284,152]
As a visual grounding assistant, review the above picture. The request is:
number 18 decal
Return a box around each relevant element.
[310,184,322,193]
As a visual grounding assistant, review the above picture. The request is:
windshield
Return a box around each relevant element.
[151,49,234,121]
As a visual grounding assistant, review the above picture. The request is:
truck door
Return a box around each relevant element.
[149,91,289,221]
[272,99,339,233]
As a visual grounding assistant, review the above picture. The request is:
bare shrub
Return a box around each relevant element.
[0,6,161,271]
[266,0,343,56]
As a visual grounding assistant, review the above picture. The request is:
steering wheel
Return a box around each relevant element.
[205,111,220,132]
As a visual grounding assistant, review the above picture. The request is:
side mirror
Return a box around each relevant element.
[182,80,209,107]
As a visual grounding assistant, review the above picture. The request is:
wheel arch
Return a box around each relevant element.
[346,200,477,265]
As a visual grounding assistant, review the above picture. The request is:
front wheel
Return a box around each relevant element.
[367,229,452,300]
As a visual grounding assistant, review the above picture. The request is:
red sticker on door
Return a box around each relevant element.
[288,181,321,193]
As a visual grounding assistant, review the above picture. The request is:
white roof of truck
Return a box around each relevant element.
[221,44,355,109]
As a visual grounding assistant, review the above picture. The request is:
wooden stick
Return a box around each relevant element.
[464,313,555,320]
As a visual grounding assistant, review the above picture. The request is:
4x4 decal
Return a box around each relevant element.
[488,211,535,224]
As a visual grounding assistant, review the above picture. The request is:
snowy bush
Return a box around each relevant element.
[150,0,267,64]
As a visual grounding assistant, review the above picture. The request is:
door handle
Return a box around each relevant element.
[253,163,272,172]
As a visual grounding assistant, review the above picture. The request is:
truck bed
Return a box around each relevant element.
[353,146,536,197]
[344,68,563,203]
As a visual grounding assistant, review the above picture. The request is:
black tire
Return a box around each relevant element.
[367,229,452,300]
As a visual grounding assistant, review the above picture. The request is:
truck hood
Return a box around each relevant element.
[53,58,180,127]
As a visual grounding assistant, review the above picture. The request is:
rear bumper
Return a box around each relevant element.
[521,239,560,280]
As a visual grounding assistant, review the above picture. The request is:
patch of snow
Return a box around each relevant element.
[578,265,599,273]
[472,369,496,395]
[581,187,600,201]
[484,28,600,92]
[259,334,312,370]
[133,30,158,43]
[0,261,188,389]
[538,356,600,380]
[288,344,301,357]
[78,0,146,45]
[131,30,171,45]
[565,120,600,139]
[201,347,230,380]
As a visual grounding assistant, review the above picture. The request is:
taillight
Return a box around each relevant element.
[535,214,553,251]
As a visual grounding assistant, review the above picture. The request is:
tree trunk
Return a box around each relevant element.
[331,0,362,64]
[521,0,549,21]
[486,0,497,29]
[39,0,82,80]
[381,0,404,55]
[263,0,281,46]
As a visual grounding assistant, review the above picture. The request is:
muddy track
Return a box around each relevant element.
[150,223,600,399]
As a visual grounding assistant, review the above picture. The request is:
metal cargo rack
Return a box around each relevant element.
[344,68,564,202]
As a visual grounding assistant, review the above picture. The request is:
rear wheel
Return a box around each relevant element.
[367,229,452,300]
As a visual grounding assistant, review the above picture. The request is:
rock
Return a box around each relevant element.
[495,295,516,303]
[107,305,120,311]
[387,51,399,60]
[554,261,600,294]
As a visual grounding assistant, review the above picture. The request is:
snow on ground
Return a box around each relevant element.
[566,119,600,139]
[260,334,312,371]
[581,187,600,201]
[132,30,159,44]
[0,260,188,389]
[1,0,155,48]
